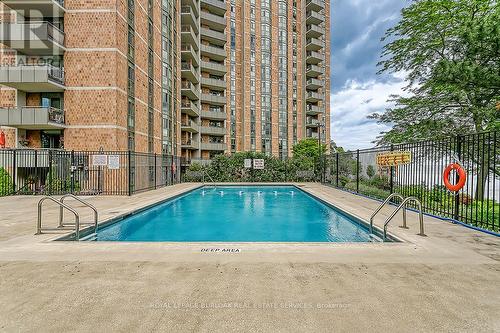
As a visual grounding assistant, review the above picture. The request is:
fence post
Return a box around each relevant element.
[390,144,394,195]
[154,153,157,189]
[70,150,75,194]
[335,152,339,187]
[12,150,16,194]
[128,150,132,196]
[356,149,360,193]
[48,150,52,196]
[454,135,462,220]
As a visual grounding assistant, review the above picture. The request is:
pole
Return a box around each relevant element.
[128,150,132,196]
[335,152,339,187]
[454,135,462,220]
[356,149,360,193]
[12,150,16,194]
[318,127,321,182]
[390,144,394,195]
[70,150,75,194]
[154,153,157,189]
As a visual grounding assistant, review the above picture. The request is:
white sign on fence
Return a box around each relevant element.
[92,154,107,167]
[108,155,120,169]
[244,159,252,168]
[253,159,265,170]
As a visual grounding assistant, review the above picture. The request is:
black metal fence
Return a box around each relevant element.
[0,149,181,196]
[323,131,500,232]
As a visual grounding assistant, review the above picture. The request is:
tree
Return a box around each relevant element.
[292,138,326,160]
[371,0,500,144]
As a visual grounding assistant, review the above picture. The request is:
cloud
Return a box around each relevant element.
[331,0,406,92]
[330,77,407,150]
[329,0,410,149]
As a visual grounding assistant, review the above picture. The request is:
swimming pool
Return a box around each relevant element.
[93,186,383,242]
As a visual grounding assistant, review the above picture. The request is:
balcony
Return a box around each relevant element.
[306,91,323,103]
[200,142,226,151]
[0,65,64,92]
[201,44,226,61]
[181,0,199,17]
[201,27,226,46]
[306,64,323,78]
[0,22,65,55]
[181,61,199,84]
[306,24,323,39]
[181,80,199,100]
[201,0,227,16]
[181,44,199,67]
[306,11,324,25]
[201,110,226,120]
[181,99,200,117]
[201,126,225,136]
[201,60,226,76]
[181,119,200,133]
[307,131,319,139]
[181,25,199,50]
[306,78,323,91]
[181,6,199,33]
[306,104,323,115]
[306,37,323,51]
[0,106,65,129]
[305,117,320,128]
[2,0,65,17]
[306,50,324,64]
[201,77,226,91]
[181,139,200,150]
[201,93,226,105]
[306,0,325,12]
[201,10,226,31]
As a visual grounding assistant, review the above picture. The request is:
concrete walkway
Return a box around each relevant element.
[0,183,499,332]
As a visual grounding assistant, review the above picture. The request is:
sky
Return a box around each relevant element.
[330,0,408,150]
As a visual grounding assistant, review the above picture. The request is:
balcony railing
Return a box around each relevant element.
[201,10,226,31]
[201,76,226,90]
[201,93,226,105]
[0,65,65,91]
[201,60,226,75]
[2,1,65,18]
[201,0,227,16]
[0,106,65,129]
[201,126,225,135]
[201,110,226,120]
[306,24,324,38]
[306,104,323,115]
[0,22,65,55]
[200,142,226,151]
[201,27,226,45]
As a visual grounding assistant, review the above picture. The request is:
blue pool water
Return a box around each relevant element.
[95,186,377,242]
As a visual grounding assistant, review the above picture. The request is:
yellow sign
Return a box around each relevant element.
[376,151,412,167]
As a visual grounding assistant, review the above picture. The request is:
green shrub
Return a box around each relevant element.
[183,151,318,183]
[0,167,13,196]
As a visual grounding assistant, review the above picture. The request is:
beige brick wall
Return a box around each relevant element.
[63,0,163,153]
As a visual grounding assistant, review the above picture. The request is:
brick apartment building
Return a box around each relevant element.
[0,0,330,163]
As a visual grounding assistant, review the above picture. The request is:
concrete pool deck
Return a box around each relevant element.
[0,183,499,332]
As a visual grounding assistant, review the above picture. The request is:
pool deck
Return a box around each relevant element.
[0,183,499,332]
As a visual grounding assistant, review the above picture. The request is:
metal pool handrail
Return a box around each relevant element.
[59,194,98,235]
[370,193,406,234]
[383,197,425,241]
[37,196,80,239]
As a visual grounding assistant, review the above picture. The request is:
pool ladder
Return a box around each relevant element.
[370,193,426,241]
[37,194,98,240]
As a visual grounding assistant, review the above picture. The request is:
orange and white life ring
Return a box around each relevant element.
[443,163,466,192]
